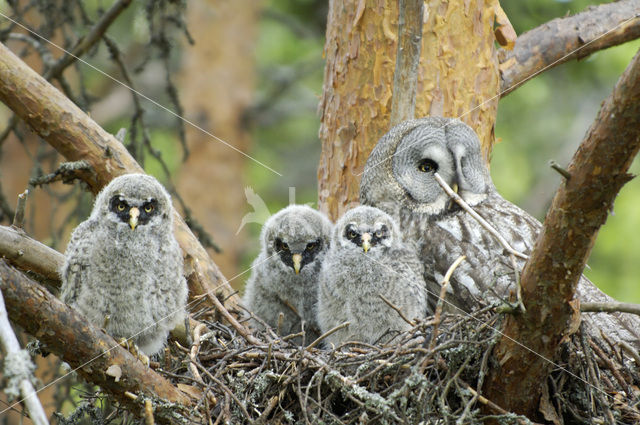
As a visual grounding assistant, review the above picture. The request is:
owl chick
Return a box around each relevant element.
[360,117,640,347]
[60,174,188,356]
[317,205,428,347]
[242,205,332,344]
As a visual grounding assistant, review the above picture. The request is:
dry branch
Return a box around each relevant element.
[0,287,49,425]
[0,0,133,144]
[0,41,235,309]
[0,225,64,284]
[484,47,640,419]
[499,0,640,96]
[0,260,191,421]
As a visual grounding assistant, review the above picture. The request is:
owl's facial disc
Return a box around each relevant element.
[109,195,159,230]
[274,237,322,274]
[344,222,390,252]
[393,132,456,215]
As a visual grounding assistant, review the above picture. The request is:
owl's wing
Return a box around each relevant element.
[445,196,640,349]
[60,219,97,306]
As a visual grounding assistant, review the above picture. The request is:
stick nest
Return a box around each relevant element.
[138,306,640,425]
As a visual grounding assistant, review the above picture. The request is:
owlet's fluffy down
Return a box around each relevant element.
[243,205,332,344]
[60,174,188,356]
[317,205,428,347]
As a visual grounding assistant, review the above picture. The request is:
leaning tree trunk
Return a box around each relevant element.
[317,0,500,219]
[177,0,261,283]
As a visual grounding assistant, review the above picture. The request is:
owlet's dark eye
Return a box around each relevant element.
[116,202,126,211]
[306,242,317,251]
[347,229,357,239]
[275,238,289,252]
[418,158,438,173]
[144,203,154,213]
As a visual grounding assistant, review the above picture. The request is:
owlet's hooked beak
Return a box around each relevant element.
[361,232,372,253]
[129,207,140,230]
[292,253,302,274]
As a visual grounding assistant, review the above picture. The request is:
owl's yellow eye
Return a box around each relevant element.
[144,204,154,213]
[418,158,438,173]
[347,229,358,239]
[306,242,317,251]
[375,230,383,238]
[117,202,126,211]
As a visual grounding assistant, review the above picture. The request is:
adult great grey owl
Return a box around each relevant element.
[317,205,428,347]
[242,205,332,344]
[360,116,640,347]
[60,174,188,356]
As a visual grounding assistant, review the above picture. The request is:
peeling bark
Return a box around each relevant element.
[0,260,192,420]
[0,42,235,309]
[499,0,640,96]
[484,47,640,419]
[318,0,499,219]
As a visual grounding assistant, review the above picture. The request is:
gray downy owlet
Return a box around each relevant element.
[60,173,188,356]
[242,205,332,344]
[316,205,428,347]
[360,116,640,348]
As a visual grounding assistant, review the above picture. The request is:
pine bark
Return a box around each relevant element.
[484,47,640,419]
[499,0,640,96]
[317,0,500,219]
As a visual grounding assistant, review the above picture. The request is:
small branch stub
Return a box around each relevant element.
[11,190,28,229]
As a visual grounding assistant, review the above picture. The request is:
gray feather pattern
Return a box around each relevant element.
[242,205,332,344]
[317,206,428,346]
[60,174,188,355]
[361,117,640,349]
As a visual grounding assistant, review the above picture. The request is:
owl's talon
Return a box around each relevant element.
[117,338,149,366]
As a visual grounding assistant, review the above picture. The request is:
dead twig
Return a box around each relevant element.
[433,173,528,260]
[379,294,415,326]
[306,322,350,351]
[429,255,466,350]
[581,301,640,316]
[11,190,28,229]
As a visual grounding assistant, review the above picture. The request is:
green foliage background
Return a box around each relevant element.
[246,0,640,302]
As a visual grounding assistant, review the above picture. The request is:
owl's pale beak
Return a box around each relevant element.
[129,207,140,230]
[292,253,302,274]
[452,182,459,194]
[361,233,372,253]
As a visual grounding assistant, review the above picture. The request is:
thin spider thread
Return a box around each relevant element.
[0,8,635,418]
[358,249,617,403]
[0,250,280,415]
[355,13,639,177]
[0,12,282,177]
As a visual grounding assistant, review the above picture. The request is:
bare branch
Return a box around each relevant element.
[389,0,424,127]
[484,47,640,418]
[11,190,28,229]
[499,0,640,96]
[44,0,133,79]
[0,41,235,309]
[0,260,192,420]
[581,301,640,316]
[0,225,64,284]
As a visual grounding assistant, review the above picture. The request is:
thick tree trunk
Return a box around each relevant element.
[0,41,235,308]
[317,0,499,219]
[484,47,640,419]
[177,0,260,283]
